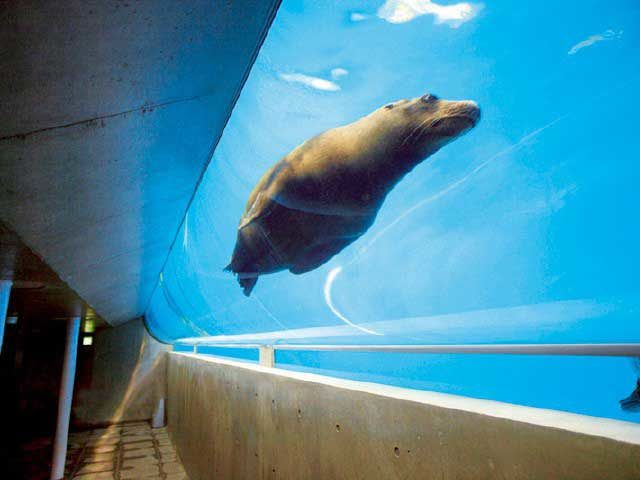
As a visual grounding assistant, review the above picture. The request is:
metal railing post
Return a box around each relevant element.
[50,316,81,480]
[259,345,275,367]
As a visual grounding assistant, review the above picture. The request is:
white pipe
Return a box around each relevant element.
[272,343,640,356]
[50,316,81,480]
[177,342,640,357]
[0,280,11,354]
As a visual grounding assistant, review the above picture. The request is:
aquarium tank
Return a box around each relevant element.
[146,0,640,422]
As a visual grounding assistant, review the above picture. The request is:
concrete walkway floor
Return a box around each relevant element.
[65,421,188,479]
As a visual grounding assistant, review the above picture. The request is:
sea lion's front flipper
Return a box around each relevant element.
[225,216,285,296]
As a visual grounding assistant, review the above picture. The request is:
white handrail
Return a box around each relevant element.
[179,342,640,357]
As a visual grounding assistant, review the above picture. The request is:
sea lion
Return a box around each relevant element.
[226,92,480,296]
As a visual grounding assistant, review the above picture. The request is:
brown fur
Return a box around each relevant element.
[226,93,480,295]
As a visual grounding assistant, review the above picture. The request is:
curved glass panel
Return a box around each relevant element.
[146,0,640,420]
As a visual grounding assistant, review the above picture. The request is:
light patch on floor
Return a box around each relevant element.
[65,421,188,479]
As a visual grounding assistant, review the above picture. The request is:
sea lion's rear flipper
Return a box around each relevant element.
[226,217,284,296]
[224,256,259,296]
[238,275,258,297]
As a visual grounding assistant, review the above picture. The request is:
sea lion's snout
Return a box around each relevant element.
[446,100,480,127]
[457,100,481,125]
[432,99,481,138]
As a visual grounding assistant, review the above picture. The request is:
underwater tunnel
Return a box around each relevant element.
[1,0,640,478]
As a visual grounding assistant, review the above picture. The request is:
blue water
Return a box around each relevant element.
[147,0,640,421]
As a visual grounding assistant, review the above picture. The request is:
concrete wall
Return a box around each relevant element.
[167,352,640,480]
[72,318,170,427]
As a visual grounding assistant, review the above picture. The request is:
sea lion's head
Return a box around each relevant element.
[367,92,481,162]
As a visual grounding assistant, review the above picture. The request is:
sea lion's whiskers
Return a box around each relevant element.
[400,119,428,147]
[401,117,433,147]
[414,119,439,144]
[400,117,430,146]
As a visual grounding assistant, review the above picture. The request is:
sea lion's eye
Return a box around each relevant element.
[384,103,394,109]
[421,94,438,103]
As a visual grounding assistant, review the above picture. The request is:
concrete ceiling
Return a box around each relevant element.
[0,0,281,325]
[0,221,103,326]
